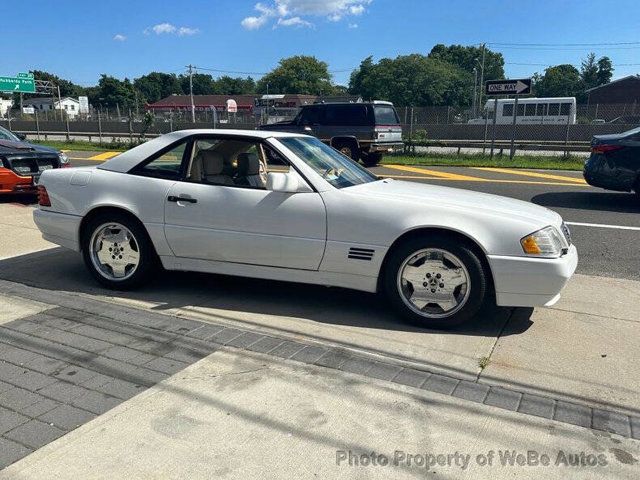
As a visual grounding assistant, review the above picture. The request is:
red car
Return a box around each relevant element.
[0,126,70,194]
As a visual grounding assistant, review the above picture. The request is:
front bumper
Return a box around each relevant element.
[488,245,578,307]
[0,169,36,193]
[33,208,82,251]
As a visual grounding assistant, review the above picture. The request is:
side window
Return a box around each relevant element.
[516,104,525,116]
[262,145,290,174]
[502,104,513,117]
[548,103,560,116]
[560,103,571,115]
[299,106,323,125]
[133,141,188,179]
[325,105,369,126]
[525,104,536,116]
[536,104,547,116]
[187,138,279,189]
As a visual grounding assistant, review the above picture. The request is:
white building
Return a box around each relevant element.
[0,98,13,118]
[24,97,82,119]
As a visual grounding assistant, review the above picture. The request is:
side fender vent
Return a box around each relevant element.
[348,247,375,261]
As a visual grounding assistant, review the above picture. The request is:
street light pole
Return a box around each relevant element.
[188,64,195,123]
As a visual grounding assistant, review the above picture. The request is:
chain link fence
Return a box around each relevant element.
[2,103,638,155]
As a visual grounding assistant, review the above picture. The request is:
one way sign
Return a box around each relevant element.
[485,78,532,96]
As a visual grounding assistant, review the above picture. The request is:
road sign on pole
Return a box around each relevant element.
[485,78,531,96]
[0,76,36,93]
[17,72,34,79]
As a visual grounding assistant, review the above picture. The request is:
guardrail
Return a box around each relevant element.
[403,139,591,155]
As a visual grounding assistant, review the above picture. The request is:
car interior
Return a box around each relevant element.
[186,139,289,188]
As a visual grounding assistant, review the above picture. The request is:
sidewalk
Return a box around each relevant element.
[1,334,638,479]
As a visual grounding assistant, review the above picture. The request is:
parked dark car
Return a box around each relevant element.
[583,126,640,197]
[0,126,69,194]
[259,101,403,166]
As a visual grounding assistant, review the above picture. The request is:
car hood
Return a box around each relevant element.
[0,139,59,154]
[348,179,562,226]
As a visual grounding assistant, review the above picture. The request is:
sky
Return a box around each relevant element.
[3,0,640,87]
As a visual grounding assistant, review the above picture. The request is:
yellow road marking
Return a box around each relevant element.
[384,164,483,181]
[380,174,590,187]
[87,151,121,161]
[472,167,587,184]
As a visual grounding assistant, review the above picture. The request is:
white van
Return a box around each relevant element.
[468,97,577,125]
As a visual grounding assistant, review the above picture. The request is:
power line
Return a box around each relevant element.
[487,41,640,47]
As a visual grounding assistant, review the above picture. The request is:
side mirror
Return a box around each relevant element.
[267,171,312,193]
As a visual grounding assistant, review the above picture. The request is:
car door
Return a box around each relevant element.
[163,136,327,270]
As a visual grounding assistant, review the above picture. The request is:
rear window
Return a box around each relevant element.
[374,105,400,125]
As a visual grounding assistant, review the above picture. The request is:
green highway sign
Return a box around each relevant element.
[17,72,34,79]
[0,75,36,93]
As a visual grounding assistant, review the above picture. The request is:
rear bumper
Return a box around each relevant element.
[488,245,578,307]
[367,142,404,153]
[32,209,82,251]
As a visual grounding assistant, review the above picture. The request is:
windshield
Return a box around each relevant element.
[0,126,19,142]
[278,136,378,189]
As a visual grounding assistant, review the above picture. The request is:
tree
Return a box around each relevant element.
[133,72,183,104]
[256,56,334,95]
[178,73,215,95]
[88,75,136,109]
[428,44,505,81]
[214,76,256,94]
[348,54,473,107]
[580,53,599,90]
[534,64,583,99]
[596,56,613,86]
[29,70,85,98]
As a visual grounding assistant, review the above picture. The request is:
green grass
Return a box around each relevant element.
[383,153,586,171]
[31,140,134,152]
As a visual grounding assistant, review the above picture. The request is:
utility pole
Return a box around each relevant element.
[472,67,478,117]
[478,43,486,113]
[188,64,195,123]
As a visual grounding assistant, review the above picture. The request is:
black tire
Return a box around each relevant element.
[81,212,157,290]
[334,142,360,161]
[382,234,489,329]
[362,152,383,167]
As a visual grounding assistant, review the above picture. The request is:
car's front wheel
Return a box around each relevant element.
[81,212,156,289]
[383,235,488,328]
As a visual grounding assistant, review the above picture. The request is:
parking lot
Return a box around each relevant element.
[0,153,639,477]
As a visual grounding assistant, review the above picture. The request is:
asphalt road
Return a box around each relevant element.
[13,152,640,281]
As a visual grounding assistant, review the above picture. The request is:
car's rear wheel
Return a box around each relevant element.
[383,235,488,329]
[82,212,156,289]
[361,152,383,167]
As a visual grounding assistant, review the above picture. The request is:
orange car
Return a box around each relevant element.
[0,126,69,194]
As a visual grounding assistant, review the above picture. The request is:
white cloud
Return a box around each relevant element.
[241,0,371,30]
[144,22,200,36]
[241,16,268,30]
[178,27,200,36]
[113,34,127,41]
[348,23,358,29]
[276,16,312,28]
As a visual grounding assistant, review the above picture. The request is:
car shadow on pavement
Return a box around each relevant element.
[0,193,37,205]
[0,248,533,339]
[532,191,640,214]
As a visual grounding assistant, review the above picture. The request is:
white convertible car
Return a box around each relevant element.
[33,130,577,328]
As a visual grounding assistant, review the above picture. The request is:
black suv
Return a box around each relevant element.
[259,101,403,166]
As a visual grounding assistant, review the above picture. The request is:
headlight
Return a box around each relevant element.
[58,152,69,165]
[521,226,567,258]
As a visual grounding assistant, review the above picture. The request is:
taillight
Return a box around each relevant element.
[37,185,51,206]
[591,144,623,154]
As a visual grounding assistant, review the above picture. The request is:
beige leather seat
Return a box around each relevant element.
[190,150,234,185]
[236,153,266,188]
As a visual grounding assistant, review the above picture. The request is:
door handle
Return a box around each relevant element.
[167,195,197,204]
